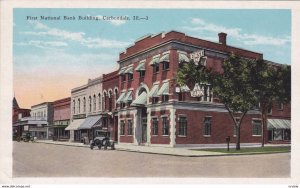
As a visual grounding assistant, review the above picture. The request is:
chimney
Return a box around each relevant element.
[218,32,227,45]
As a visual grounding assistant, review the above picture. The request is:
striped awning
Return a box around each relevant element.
[135,60,145,71]
[118,67,127,75]
[178,53,189,63]
[116,92,126,103]
[124,65,133,74]
[65,119,85,131]
[180,85,190,92]
[149,56,160,65]
[131,91,147,106]
[123,90,133,102]
[159,53,170,63]
[268,119,291,130]
[78,115,102,130]
[157,82,169,95]
[148,84,159,97]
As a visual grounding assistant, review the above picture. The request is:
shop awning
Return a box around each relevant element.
[268,119,291,130]
[148,84,159,97]
[159,53,170,63]
[65,119,85,131]
[123,90,133,102]
[149,56,160,65]
[116,92,126,103]
[135,61,145,71]
[178,53,189,63]
[157,82,169,95]
[78,115,102,130]
[124,65,133,74]
[131,91,147,106]
[118,67,126,75]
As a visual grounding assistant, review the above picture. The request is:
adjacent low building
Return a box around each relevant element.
[53,97,71,141]
[12,97,31,138]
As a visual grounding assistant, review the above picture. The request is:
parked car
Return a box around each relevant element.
[90,131,115,150]
[17,132,35,142]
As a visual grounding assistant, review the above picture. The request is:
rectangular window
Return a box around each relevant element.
[162,95,169,103]
[153,64,159,74]
[127,120,133,135]
[128,73,133,81]
[152,97,159,104]
[152,118,158,135]
[279,102,284,111]
[203,117,212,136]
[139,71,145,78]
[120,120,125,135]
[162,62,170,70]
[178,116,187,136]
[267,105,272,114]
[162,117,169,135]
[121,74,126,82]
[252,119,262,136]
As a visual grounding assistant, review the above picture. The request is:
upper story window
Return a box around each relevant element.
[89,96,92,112]
[278,102,284,111]
[135,60,146,78]
[150,56,160,74]
[121,74,126,82]
[98,94,101,111]
[153,63,159,74]
[125,65,133,81]
[160,52,170,71]
[162,95,169,103]
[78,98,81,114]
[93,95,96,111]
[73,100,75,114]
[83,97,86,113]
[128,73,133,81]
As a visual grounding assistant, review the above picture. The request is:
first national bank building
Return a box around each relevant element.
[115,31,290,147]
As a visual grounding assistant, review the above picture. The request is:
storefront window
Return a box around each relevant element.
[162,117,169,135]
[152,118,158,135]
[127,120,133,135]
[204,117,212,136]
[120,120,125,135]
[178,116,187,136]
[252,119,262,136]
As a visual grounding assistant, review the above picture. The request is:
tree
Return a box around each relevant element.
[176,53,257,150]
[250,60,291,147]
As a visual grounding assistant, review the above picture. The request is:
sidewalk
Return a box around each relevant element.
[35,140,290,157]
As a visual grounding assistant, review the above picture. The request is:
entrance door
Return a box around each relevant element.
[141,118,147,143]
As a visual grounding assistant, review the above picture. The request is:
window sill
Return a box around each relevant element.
[127,135,133,136]
[178,135,187,137]
[152,135,158,137]
[203,135,211,137]
[162,69,170,72]
[252,135,262,137]
[120,135,125,136]
[162,135,169,137]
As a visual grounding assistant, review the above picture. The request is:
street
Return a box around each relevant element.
[13,142,290,177]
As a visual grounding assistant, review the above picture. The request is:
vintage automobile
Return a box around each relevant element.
[17,132,35,142]
[90,135,115,150]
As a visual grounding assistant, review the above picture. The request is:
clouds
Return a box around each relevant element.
[15,40,68,50]
[184,18,290,47]
[19,21,129,49]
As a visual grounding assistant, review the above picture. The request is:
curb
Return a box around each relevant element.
[32,141,291,158]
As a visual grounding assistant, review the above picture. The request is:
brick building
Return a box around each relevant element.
[12,97,31,138]
[101,71,119,141]
[53,97,71,141]
[115,31,291,147]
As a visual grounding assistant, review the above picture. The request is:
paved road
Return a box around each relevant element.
[13,142,290,177]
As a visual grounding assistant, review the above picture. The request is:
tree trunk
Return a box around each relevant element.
[236,125,241,150]
[261,107,267,147]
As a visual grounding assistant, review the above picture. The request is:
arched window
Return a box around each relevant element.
[109,90,113,111]
[78,98,81,114]
[89,96,92,112]
[98,93,101,111]
[83,97,86,112]
[114,88,118,109]
[93,95,96,111]
[103,92,106,111]
[73,100,75,114]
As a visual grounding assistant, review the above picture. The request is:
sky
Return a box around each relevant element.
[13,8,291,109]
